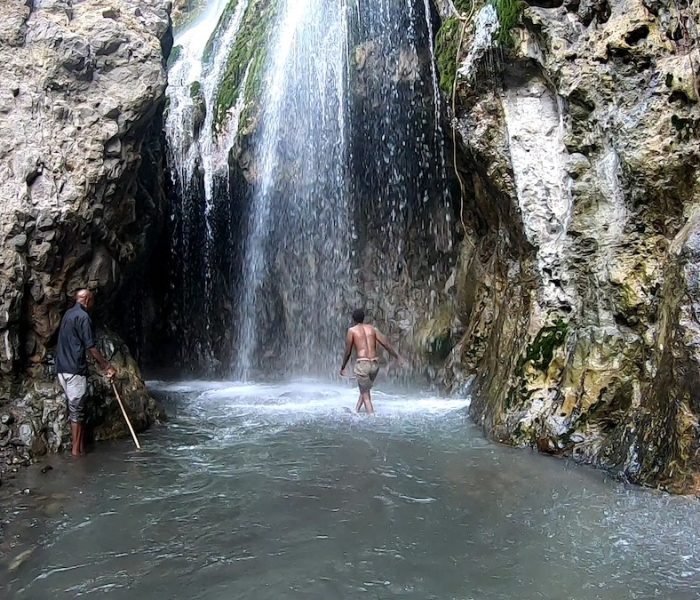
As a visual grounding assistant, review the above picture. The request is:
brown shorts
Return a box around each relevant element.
[354,359,380,392]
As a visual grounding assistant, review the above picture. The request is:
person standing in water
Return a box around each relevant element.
[340,308,404,414]
[56,289,116,457]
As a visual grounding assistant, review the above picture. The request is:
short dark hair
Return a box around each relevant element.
[352,308,365,323]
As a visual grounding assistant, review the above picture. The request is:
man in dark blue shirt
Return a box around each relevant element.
[56,289,116,457]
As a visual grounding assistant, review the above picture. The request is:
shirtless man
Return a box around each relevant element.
[340,308,403,414]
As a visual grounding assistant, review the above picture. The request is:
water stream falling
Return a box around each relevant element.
[236,0,455,378]
[164,0,456,377]
[164,0,250,368]
[236,0,353,378]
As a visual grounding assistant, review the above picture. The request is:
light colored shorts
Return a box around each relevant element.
[58,373,88,423]
[354,359,380,392]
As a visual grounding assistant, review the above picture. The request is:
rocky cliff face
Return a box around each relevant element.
[0,0,172,470]
[436,0,700,492]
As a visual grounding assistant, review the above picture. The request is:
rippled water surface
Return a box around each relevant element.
[2,381,700,599]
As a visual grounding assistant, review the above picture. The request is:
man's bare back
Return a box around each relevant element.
[348,323,383,360]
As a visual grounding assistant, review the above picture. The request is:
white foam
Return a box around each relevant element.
[148,379,470,421]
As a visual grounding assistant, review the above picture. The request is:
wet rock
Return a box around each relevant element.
[8,548,34,572]
[436,0,700,492]
[10,234,28,249]
[0,0,172,375]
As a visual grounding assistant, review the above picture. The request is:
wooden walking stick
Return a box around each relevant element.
[111,381,141,449]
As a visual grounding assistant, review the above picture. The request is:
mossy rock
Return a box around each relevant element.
[521,320,568,372]
[454,0,474,11]
[167,44,183,68]
[190,80,202,98]
[491,0,525,47]
[417,303,458,363]
[435,17,462,96]
[202,0,240,64]
[214,0,281,127]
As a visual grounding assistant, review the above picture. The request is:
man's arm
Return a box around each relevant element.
[89,347,116,379]
[81,316,116,379]
[340,330,354,375]
[375,329,402,362]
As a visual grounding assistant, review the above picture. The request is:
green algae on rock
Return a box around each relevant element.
[436,17,462,95]
[490,0,524,46]
[202,0,239,64]
[214,0,280,128]
[520,320,568,373]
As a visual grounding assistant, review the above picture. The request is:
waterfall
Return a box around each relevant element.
[164,0,456,378]
[236,0,353,378]
[164,0,250,369]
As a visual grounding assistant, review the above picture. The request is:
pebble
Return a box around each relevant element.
[40,464,53,474]
[43,502,63,517]
[8,548,35,572]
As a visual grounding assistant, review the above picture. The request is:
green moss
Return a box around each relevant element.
[521,320,568,372]
[454,0,473,11]
[167,44,183,68]
[214,0,280,127]
[435,17,461,96]
[203,0,239,64]
[491,0,525,47]
[190,80,202,98]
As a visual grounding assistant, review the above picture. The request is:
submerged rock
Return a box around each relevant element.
[0,329,164,475]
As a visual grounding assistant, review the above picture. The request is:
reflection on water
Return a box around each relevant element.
[2,380,700,599]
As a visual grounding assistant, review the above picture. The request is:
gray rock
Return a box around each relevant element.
[18,423,34,447]
[11,234,28,249]
[0,0,170,376]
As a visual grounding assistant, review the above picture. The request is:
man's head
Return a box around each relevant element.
[352,308,365,324]
[75,289,95,312]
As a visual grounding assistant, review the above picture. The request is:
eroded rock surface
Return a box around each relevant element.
[436,0,700,491]
[0,0,171,470]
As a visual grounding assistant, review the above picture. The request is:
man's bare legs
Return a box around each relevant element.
[364,391,374,414]
[78,423,86,455]
[356,391,374,415]
[70,422,80,457]
[70,422,86,456]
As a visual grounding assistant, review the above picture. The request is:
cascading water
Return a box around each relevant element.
[164,0,250,370]
[235,0,354,378]
[235,0,455,378]
[164,0,456,378]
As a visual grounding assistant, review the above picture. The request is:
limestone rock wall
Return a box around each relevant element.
[436,0,700,491]
[0,0,172,466]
